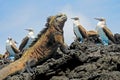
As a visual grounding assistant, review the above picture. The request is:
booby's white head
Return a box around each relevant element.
[25,28,34,37]
[6,37,12,42]
[6,37,12,45]
[71,17,80,26]
[6,37,18,45]
[94,17,106,27]
[8,37,12,40]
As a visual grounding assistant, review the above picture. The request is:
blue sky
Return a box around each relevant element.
[0,0,120,54]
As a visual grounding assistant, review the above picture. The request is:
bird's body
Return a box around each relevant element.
[6,37,20,61]
[73,24,83,42]
[19,28,35,51]
[95,17,115,45]
[71,17,88,42]
[96,26,109,45]
[23,36,35,50]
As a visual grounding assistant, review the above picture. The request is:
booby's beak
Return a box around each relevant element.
[24,28,33,32]
[25,29,30,31]
[14,41,18,44]
[8,37,12,40]
[94,18,103,21]
[71,18,75,19]
[71,17,79,20]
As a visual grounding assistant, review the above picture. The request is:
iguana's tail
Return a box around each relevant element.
[0,57,26,80]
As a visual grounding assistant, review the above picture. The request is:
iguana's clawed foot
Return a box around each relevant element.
[26,62,36,76]
[20,65,34,76]
[20,59,36,76]
[26,65,35,76]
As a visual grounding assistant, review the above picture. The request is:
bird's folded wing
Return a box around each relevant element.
[87,30,98,36]
[103,26,115,43]
[19,36,29,51]
[78,25,88,38]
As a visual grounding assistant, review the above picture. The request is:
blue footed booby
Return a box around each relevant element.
[19,28,35,51]
[95,17,115,45]
[6,37,20,61]
[71,17,88,42]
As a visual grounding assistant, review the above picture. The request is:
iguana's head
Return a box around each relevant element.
[47,13,67,30]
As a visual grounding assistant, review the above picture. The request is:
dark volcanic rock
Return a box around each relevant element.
[114,33,120,44]
[3,35,120,80]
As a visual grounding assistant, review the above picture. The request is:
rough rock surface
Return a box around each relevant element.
[2,35,120,80]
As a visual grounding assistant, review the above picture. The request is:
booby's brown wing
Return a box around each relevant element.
[19,36,29,51]
[3,51,9,58]
[11,41,20,54]
[78,25,88,38]
[103,26,115,43]
[87,30,98,37]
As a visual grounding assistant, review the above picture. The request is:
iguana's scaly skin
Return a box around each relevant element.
[0,13,69,80]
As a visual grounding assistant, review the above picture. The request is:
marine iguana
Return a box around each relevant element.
[0,13,69,80]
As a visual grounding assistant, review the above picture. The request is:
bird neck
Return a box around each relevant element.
[73,20,80,26]
[6,40,12,45]
[10,41,13,45]
[97,21,106,28]
[6,39,17,46]
[6,40,10,45]
[28,31,34,37]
